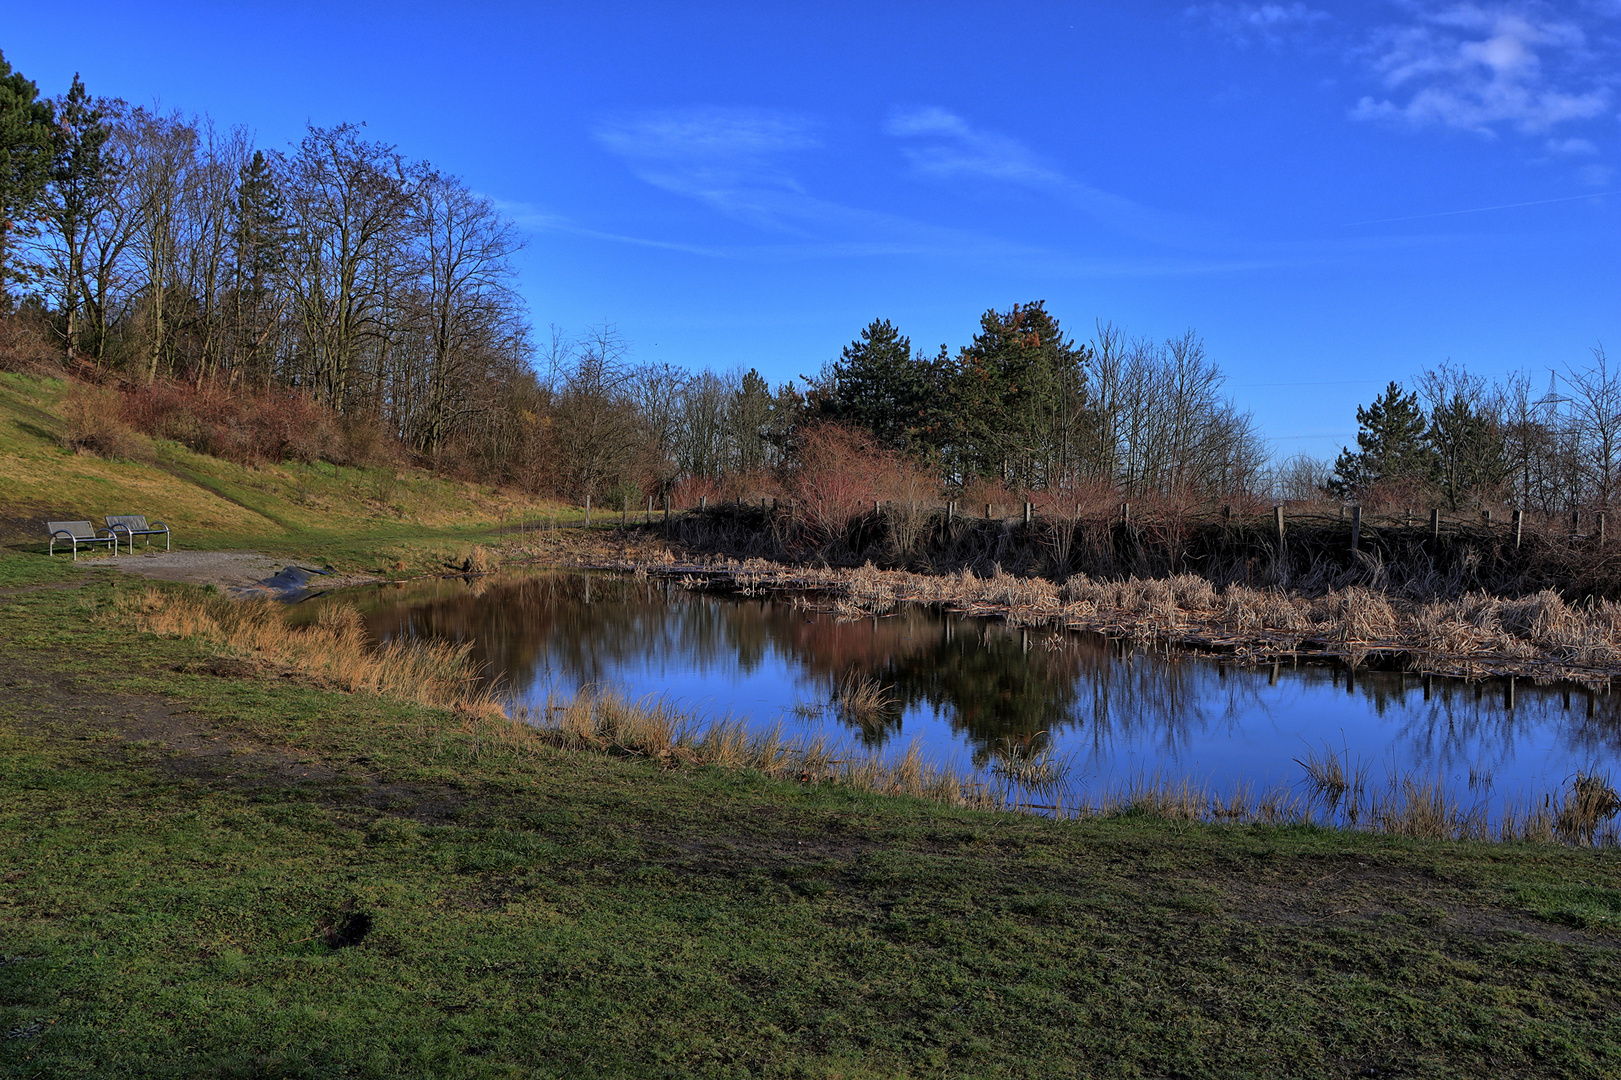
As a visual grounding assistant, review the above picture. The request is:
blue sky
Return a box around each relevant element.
[6,1,1620,463]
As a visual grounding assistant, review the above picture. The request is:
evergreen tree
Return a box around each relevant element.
[0,50,55,307]
[1330,381,1435,497]
[231,149,287,383]
[948,301,1082,486]
[46,74,114,353]
[818,318,935,454]
[1428,392,1507,509]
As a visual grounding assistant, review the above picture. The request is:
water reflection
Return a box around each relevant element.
[306,570,1621,803]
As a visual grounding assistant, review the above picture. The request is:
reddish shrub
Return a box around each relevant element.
[119,380,353,465]
[784,423,892,541]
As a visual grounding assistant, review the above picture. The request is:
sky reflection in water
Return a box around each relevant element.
[315,571,1621,808]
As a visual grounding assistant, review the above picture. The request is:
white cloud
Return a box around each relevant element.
[1547,135,1600,154]
[1578,163,1615,186]
[1351,4,1611,135]
[884,107,1067,187]
[885,107,1210,246]
[1185,3,1330,46]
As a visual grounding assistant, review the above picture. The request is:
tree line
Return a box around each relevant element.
[4,50,1611,516]
[1297,351,1621,516]
[1,54,534,475]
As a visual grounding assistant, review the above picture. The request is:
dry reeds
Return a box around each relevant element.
[514,689,993,809]
[117,587,500,715]
[630,555,1621,682]
[833,672,894,723]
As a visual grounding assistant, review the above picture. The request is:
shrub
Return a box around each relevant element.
[61,380,149,461]
[119,380,360,466]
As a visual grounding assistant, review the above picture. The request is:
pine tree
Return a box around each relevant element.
[948,301,1081,485]
[46,74,114,354]
[1428,392,1507,509]
[1330,381,1435,497]
[0,50,55,307]
[819,318,935,454]
[230,149,287,383]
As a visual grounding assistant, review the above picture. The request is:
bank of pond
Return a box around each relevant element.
[293,569,1621,841]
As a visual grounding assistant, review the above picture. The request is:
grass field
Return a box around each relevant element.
[0,372,583,575]
[3,561,1621,1078]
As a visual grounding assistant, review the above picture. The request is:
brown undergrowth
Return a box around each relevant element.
[586,552,1621,685]
[113,587,501,715]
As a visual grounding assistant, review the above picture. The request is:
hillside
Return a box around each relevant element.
[0,373,570,567]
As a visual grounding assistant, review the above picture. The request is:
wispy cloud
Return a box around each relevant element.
[884,107,1209,246]
[592,107,827,232]
[1184,3,1331,47]
[1350,4,1612,136]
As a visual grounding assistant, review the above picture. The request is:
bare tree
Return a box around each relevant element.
[280,124,413,411]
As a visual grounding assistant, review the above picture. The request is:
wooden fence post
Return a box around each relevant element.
[1122,503,1131,528]
[1273,505,1284,547]
[985,502,992,520]
[1513,508,1523,549]
[584,495,591,529]
[1430,508,1440,544]
[700,495,707,510]
[646,496,652,524]
[663,495,670,523]
[1573,509,1582,535]
[1023,501,1032,526]
[1481,509,1491,525]
[621,495,627,527]
[1350,505,1361,552]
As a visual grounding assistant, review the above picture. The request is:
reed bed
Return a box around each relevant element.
[113,584,1621,848]
[511,690,994,807]
[612,555,1621,684]
[503,687,1621,847]
[115,587,501,715]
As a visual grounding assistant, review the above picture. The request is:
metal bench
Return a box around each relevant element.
[105,514,172,554]
[47,520,119,560]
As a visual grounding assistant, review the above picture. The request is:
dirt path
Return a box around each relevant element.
[71,550,380,595]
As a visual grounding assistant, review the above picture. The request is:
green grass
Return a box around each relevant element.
[0,372,590,575]
[3,565,1621,1077]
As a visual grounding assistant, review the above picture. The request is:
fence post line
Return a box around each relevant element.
[1350,505,1361,552]
[1513,508,1523,549]
[1430,508,1440,545]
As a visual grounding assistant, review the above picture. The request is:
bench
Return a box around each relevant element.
[105,514,171,554]
[47,520,119,560]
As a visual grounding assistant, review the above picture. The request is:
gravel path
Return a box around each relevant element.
[80,550,380,595]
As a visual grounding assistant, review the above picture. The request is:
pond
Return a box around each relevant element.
[301,570,1621,817]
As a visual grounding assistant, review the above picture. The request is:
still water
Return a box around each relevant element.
[305,570,1621,810]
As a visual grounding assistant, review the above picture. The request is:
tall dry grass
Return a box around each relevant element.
[511,689,994,808]
[645,556,1621,681]
[117,587,500,715]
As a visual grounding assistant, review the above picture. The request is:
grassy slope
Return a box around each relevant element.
[2,566,1621,1078]
[0,373,578,571]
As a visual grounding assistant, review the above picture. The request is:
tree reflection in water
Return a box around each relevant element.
[311,571,1621,797]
